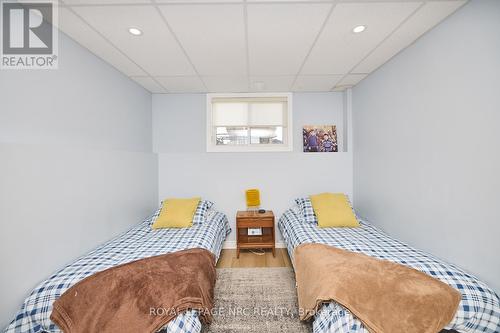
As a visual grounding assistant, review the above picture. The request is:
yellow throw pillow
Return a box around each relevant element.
[152,197,201,229]
[309,193,359,228]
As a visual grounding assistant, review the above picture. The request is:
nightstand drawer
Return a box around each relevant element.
[237,218,274,228]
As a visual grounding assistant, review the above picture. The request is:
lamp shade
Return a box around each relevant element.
[246,189,260,208]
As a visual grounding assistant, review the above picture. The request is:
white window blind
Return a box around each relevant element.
[249,103,284,126]
[207,94,292,152]
[212,98,287,127]
[212,102,247,126]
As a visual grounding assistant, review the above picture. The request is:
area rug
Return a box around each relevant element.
[202,267,311,333]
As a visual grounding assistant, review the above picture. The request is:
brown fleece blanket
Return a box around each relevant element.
[50,248,216,333]
[294,243,461,333]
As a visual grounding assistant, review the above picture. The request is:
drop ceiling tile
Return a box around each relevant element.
[159,4,246,76]
[353,1,466,73]
[248,0,330,2]
[203,76,248,93]
[301,1,422,75]
[130,76,166,93]
[155,76,206,93]
[58,8,146,76]
[63,0,150,4]
[247,3,331,76]
[292,75,343,92]
[157,0,241,3]
[249,76,295,92]
[335,73,367,88]
[72,5,195,76]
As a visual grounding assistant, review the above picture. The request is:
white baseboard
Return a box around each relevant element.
[223,241,286,249]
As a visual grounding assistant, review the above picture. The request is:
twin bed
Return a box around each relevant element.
[5,200,500,333]
[5,209,230,333]
[279,205,500,333]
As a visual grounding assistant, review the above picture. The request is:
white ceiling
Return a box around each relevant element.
[56,0,466,93]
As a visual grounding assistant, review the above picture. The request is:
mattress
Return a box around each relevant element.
[278,206,500,333]
[4,209,231,333]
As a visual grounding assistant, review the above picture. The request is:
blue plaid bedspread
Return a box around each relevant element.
[278,206,500,333]
[4,210,231,333]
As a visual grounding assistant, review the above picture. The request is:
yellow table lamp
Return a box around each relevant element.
[246,189,260,211]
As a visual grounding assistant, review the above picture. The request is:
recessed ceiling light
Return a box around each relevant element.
[128,27,143,36]
[352,25,366,33]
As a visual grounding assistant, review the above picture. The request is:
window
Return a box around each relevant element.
[207,93,292,152]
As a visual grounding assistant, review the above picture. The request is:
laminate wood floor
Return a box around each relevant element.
[216,248,292,268]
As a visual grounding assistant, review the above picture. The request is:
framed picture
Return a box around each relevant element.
[303,125,338,152]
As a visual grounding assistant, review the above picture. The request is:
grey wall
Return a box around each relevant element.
[0,32,157,327]
[353,0,500,293]
[153,92,353,244]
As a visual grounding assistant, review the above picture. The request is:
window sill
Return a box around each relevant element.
[206,145,293,153]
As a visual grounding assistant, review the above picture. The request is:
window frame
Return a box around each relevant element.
[206,92,293,152]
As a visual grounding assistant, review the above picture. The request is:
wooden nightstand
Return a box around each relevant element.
[236,210,275,258]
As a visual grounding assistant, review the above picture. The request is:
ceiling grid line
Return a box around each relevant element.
[330,1,428,91]
[61,1,335,8]
[60,0,459,8]
[151,0,209,91]
[288,0,339,91]
[60,0,169,92]
[243,0,251,91]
